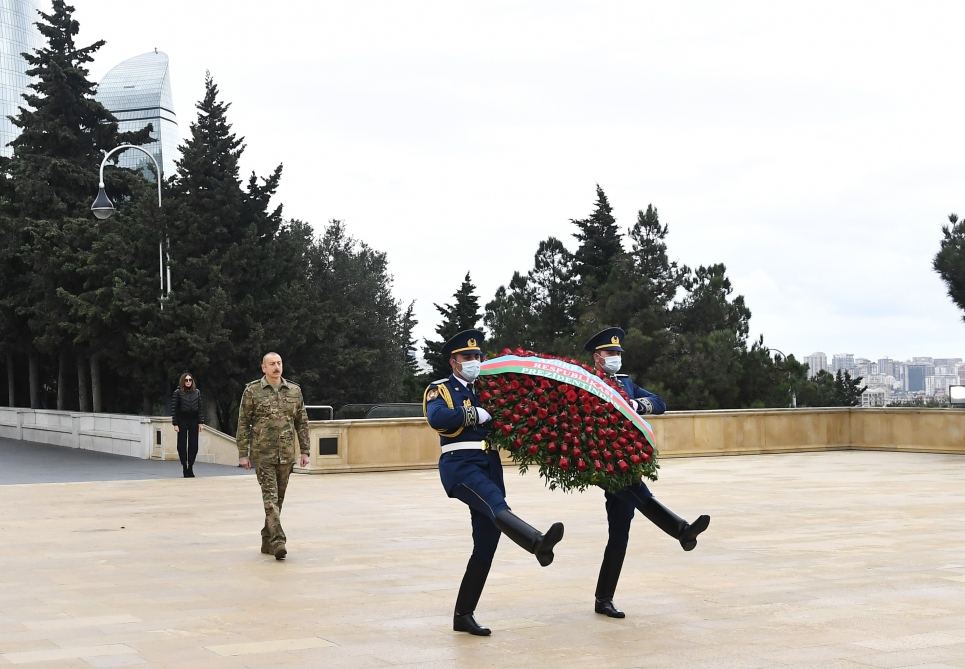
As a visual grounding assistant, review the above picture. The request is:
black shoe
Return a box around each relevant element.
[680,514,710,551]
[185,468,195,478]
[595,599,626,618]
[453,613,491,636]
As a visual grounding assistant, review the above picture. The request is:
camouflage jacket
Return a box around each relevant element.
[235,376,310,464]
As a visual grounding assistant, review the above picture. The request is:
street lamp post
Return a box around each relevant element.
[90,144,169,302]
[765,347,797,408]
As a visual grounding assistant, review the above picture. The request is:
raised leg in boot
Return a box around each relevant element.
[493,509,564,567]
[629,489,709,551]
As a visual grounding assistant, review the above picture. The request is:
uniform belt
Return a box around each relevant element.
[440,440,490,454]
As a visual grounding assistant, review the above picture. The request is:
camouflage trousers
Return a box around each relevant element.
[256,463,294,549]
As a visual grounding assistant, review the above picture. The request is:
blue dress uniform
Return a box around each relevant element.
[424,329,565,637]
[584,327,710,619]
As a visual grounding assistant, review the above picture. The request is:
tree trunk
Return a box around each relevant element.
[205,395,221,431]
[57,349,68,410]
[28,352,40,409]
[77,355,91,412]
[90,353,102,413]
[6,352,14,407]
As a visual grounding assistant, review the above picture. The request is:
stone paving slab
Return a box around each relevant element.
[0,451,964,668]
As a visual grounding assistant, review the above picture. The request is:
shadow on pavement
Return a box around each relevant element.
[0,436,247,485]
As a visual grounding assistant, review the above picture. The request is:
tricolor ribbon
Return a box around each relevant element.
[480,355,656,450]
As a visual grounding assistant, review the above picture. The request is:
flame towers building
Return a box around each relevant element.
[0,0,42,156]
[95,50,179,179]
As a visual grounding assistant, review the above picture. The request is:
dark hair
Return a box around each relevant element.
[178,372,196,392]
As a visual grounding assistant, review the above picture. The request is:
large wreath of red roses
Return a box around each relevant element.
[479,348,660,493]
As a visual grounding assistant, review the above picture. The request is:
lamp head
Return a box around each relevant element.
[91,186,115,219]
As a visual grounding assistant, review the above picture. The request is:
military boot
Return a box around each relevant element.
[594,544,627,618]
[272,541,287,560]
[260,531,271,555]
[493,510,564,566]
[453,556,492,635]
[638,498,710,551]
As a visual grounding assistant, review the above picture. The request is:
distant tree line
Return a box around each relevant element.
[0,2,869,434]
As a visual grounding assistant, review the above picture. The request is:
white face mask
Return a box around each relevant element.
[602,355,622,374]
[459,360,481,382]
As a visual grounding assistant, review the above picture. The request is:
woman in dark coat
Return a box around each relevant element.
[171,372,205,477]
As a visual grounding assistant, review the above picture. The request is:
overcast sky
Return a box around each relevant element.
[70,1,965,362]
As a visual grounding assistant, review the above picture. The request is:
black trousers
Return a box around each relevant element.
[176,421,199,469]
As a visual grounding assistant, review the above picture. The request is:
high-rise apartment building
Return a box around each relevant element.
[831,354,856,375]
[95,50,178,179]
[905,364,931,393]
[0,0,42,156]
[804,352,828,378]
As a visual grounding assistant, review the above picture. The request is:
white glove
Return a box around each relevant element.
[476,407,492,423]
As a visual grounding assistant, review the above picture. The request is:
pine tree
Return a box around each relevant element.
[572,185,622,299]
[0,0,151,409]
[423,272,483,379]
[934,213,965,320]
[300,220,404,410]
[653,263,751,409]
[485,272,537,353]
[398,301,424,401]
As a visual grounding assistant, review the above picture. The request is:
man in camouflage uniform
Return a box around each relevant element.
[236,352,310,560]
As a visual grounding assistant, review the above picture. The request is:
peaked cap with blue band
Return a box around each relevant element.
[442,329,485,358]
[583,327,626,353]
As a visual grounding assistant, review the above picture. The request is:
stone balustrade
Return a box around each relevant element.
[2,406,963,471]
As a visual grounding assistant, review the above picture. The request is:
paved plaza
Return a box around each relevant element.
[1,446,964,668]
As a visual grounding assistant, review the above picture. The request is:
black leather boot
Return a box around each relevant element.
[453,613,491,636]
[454,556,491,618]
[493,510,564,566]
[639,498,710,551]
[594,544,626,618]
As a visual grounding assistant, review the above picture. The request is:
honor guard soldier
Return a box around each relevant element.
[584,327,710,619]
[424,329,565,636]
[236,352,310,561]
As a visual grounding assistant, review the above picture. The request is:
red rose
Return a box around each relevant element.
[512,438,523,450]
[577,459,587,472]
[594,460,603,471]
[497,398,507,407]
[560,443,569,453]
[602,450,613,461]
[630,454,641,464]
[547,416,558,426]
[537,408,549,420]
[501,425,512,435]
[547,442,558,453]
[511,413,521,423]
[527,444,538,455]
[584,426,594,435]
[641,452,651,462]
[559,457,570,470]
[606,463,615,474]
[614,450,624,459]
[617,459,629,472]
[480,391,492,402]
[589,449,599,459]
[565,390,578,402]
